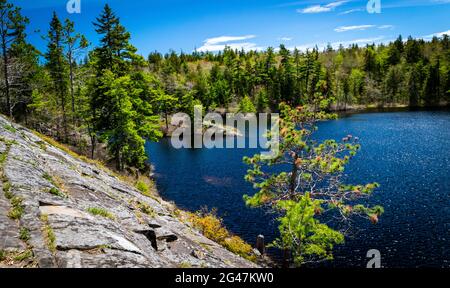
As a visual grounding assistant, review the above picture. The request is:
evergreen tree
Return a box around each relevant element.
[423,61,441,106]
[408,64,421,107]
[45,12,69,141]
[244,102,383,266]
[62,18,88,121]
[0,0,29,117]
[238,95,256,113]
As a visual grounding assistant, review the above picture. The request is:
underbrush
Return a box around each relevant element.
[187,209,256,262]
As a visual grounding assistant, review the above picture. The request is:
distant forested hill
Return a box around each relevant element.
[1,1,449,171]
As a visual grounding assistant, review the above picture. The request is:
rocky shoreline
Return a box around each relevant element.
[0,115,257,268]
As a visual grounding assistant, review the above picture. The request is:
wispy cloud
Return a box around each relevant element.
[339,8,364,14]
[279,37,293,41]
[197,35,263,52]
[378,25,394,30]
[335,24,394,32]
[423,29,450,39]
[202,35,256,45]
[297,1,348,14]
[288,36,385,51]
[335,25,375,32]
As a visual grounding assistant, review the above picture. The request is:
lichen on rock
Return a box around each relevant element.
[0,115,257,268]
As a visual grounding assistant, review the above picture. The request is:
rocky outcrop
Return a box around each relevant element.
[0,115,257,268]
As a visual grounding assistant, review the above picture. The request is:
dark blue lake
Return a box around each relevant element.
[146,111,450,268]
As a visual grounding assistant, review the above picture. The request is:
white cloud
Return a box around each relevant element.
[334,25,375,32]
[378,25,394,30]
[298,1,348,14]
[289,36,385,52]
[339,8,364,15]
[423,29,450,39]
[279,37,293,41]
[334,24,394,33]
[202,35,256,45]
[197,35,263,52]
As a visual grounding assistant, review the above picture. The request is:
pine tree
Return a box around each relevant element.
[423,61,441,106]
[62,18,88,122]
[90,5,159,170]
[238,95,256,113]
[45,12,69,141]
[408,64,421,107]
[279,45,294,104]
[0,0,29,117]
[92,4,141,76]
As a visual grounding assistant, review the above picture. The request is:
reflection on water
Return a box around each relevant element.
[146,111,450,268]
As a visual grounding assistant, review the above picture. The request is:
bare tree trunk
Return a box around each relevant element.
[68,50,75,121]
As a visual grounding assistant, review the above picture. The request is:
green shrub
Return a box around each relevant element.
[3,181,13,199]
[135,181,149,194]
[48,187,65,198]
[223,236,256,261]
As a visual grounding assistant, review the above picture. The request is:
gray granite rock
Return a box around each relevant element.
[0,115,257,268]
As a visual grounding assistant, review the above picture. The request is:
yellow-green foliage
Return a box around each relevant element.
[135,180,149,194]
[188,212,229,243]
[86,207,115,220]
[223,236,256,261]
[179,261,192,268]
[188,211,256,261]
[13,249,33,262]
[41,214,56,253]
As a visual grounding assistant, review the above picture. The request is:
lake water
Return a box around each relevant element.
[146,111,450,268]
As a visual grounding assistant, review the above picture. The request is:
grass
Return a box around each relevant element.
[179,261,192,268]
[41,214,56,253]
[42,173,67,198]
[134,200,156,217]
[86,207,115,220]
[3,124,17,133]
[19,227,31,242]
[13,249,33,262]
[42,172,54,183]
[8,196,24,220]
[0,249,34,264]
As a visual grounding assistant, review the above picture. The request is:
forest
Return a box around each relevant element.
[1,0,449,172]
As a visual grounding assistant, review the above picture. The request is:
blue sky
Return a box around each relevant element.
[14,0,450,57]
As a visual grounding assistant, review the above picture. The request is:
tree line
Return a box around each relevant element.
[1,1,449,172]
